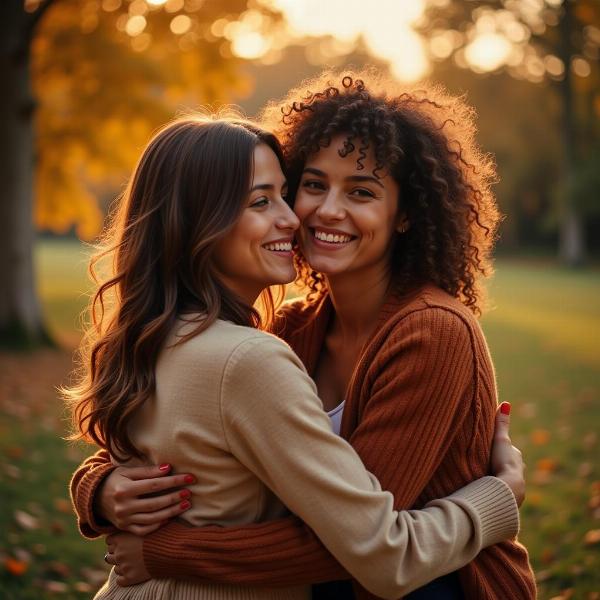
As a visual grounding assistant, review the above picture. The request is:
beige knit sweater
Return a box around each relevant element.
[86,317,519,600]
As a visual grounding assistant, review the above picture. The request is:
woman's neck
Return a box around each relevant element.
[325,266,392,343]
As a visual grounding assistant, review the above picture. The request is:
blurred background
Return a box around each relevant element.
[0,0,599,598]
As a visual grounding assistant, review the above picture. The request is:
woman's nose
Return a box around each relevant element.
[276,202,300,231]
[316,191,345,221]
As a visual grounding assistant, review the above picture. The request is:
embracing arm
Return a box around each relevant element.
[141,336,518,598]
[70,449,117,538]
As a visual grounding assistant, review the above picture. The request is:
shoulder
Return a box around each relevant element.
[216,324,304,381]
[164,318,289,366]
[373,286,483,361]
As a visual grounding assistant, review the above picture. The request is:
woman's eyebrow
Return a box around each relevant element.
[346,175,384,189]
[302,167,326,177]
[249,183,275,192]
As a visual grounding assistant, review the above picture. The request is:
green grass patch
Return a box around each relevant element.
[0,242,598,598]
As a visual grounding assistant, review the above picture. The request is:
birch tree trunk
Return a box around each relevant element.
[0,0,53,346]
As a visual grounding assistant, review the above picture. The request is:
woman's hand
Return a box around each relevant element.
[95,464,196,535]
[490,402,526,506]
[105,531,150,586]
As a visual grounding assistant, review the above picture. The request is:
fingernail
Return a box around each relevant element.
[180,500,191,510]
[183,475,195,484]
[500,402,511,415]
[179,489,191,499]
[159,463,171,472]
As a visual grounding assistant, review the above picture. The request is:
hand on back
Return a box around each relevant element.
[96,463,195,535]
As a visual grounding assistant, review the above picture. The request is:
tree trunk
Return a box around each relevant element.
[0,1,51,347]
[557,0,585,266]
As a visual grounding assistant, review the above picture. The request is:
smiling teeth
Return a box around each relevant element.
[314,230,352,244]
[264,242,292,252]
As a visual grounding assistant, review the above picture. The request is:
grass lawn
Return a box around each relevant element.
[0,239,598,599]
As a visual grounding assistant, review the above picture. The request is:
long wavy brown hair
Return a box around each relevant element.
[261,69,501,314]
[65,115,286,460]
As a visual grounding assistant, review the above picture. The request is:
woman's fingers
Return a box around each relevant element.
[494,401,511,444]
[126,487,191,514]
[127,498,191,526]
[128,473,196,497]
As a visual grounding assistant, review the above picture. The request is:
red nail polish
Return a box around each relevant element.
[180,500,191,510]
[183,475,195,484]
[500,402,511,415]
[159,463,171,472]
[180,489,191,499]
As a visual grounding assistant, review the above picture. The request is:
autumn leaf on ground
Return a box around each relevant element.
[531,429,551,446]
[14,509,40,530]
[53,497,71,514]
[536,457,559,473]
[42,580,69,593]
[4,557,28,576]
[583,529,600,545]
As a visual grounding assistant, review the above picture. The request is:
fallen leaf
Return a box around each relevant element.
[4,558,28,576]
[531,429,551,446]
[540,548,555,564]
[74,582,93,593]
[583,529,600,545]
[47,561,71,579]
[50,520,65,535]
[5,445,24,459]
[518,402,536,419]
[43,580,69,593]
[532,469,553,485]
[53,498,71,514]
[536,457,559,473]
[80,567,109,585]
[578,462,593,478]
[583,432,598,450]
[3,463,21,479]
[14,509,39,530]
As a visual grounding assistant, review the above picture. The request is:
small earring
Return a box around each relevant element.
[397,221,409,234]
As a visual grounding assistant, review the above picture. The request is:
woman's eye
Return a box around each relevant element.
[250,197,270,208]
[302,180,325,191]
[351,188,375,199]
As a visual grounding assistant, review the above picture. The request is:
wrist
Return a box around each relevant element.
[496,468,524,506]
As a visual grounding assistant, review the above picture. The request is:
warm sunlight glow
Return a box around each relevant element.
[465,33,512,72]
[232,32,270,59]
[256,0,429,81]
[147,0,168,5]
[170,14,192,35]
[125,15,147,37]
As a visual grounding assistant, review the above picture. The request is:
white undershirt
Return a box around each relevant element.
[327,401,345,436]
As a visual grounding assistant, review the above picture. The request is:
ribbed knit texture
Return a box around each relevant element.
[70,286,534,599]
[273,286,536,599]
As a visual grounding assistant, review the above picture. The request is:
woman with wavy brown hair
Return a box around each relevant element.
[67,74,533,600]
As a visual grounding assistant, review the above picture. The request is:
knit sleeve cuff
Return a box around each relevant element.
[445,475,520,548]
[74,461,118,538]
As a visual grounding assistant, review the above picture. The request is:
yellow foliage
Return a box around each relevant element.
[31,0,252,239]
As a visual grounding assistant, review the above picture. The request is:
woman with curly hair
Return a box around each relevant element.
[69,72,534,599]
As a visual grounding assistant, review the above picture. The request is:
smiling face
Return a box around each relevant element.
[214,143,299,304]
[294,135,403,284]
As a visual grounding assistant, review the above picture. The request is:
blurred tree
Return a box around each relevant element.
[0,0,270,346]
[421,0,600,265]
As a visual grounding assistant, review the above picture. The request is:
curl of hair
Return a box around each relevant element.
[63,114,286,460]
[261,69,501,313]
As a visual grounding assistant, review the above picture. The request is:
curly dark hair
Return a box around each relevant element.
[260,69,501,314]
